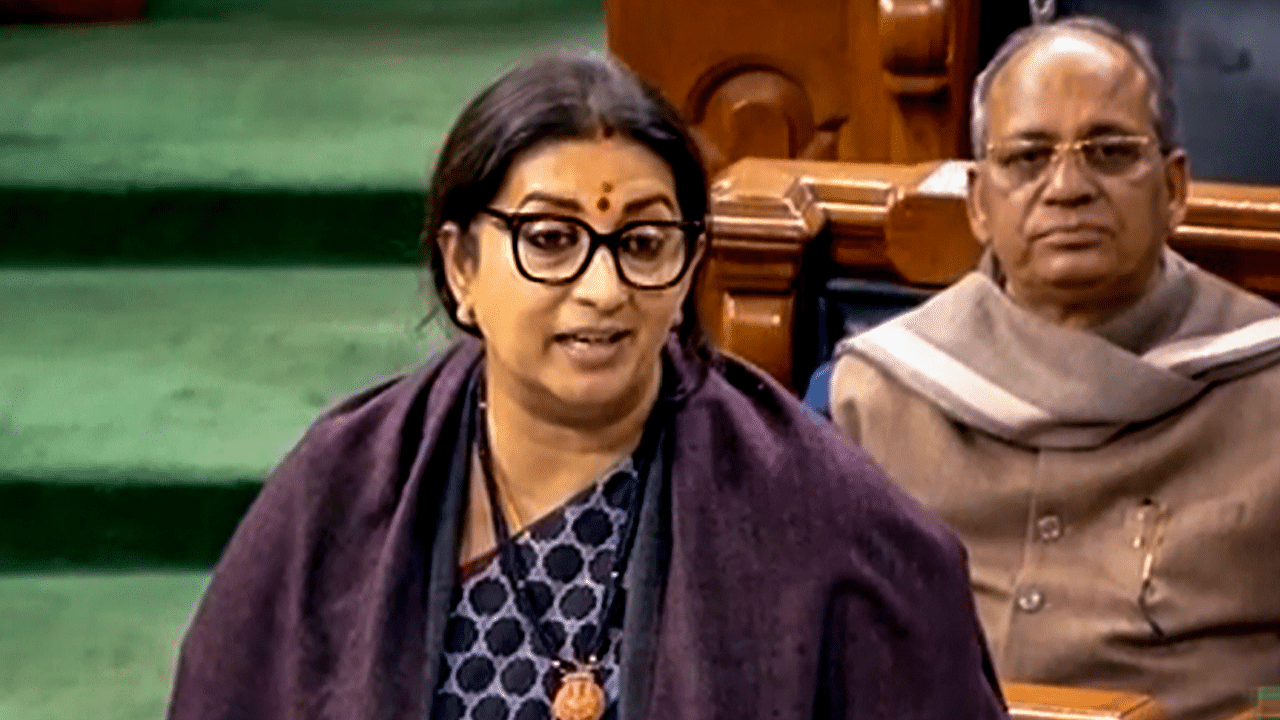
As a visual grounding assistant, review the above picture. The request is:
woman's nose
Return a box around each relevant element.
[570,246,628,309]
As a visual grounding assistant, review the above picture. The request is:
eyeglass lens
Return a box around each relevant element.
[515,216,689,287]
[991,136,1150,186]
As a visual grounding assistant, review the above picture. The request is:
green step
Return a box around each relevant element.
[0,16,606,193]
[0,571,208,720]
[1,267,451,569]
[0,11,607,718]
[0,187,423,265]
[145,0,602,23]
[1,11,605,264]
[0,479,260,571]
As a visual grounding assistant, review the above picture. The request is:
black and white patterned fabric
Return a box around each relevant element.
[431,461,637,720]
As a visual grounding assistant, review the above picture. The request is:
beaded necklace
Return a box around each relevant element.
[473,380,656,720]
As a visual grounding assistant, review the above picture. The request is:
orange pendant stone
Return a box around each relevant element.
[552,669,606,720]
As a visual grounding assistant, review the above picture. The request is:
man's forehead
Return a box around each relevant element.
[986,29,1150,136]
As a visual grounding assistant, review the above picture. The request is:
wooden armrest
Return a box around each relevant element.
[1002,682,1167,720]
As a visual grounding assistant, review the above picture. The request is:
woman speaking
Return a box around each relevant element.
[167,52,1005,720]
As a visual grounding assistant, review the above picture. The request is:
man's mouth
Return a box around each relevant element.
[1032,224,1112,242]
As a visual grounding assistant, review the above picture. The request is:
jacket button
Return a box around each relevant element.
[1036,514,1063,542]
[1016,587,1045,613]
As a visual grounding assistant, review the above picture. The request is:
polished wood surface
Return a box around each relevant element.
[606,0,979,176]
[705,157,1280,387]
[1003,683,1167,720]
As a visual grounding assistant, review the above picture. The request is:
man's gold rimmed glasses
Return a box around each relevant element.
[984,135,1158,189]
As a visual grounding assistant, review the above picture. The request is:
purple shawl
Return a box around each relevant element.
[168,338,1005,720]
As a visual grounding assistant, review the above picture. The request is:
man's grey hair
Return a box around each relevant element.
[970,16,1181,158]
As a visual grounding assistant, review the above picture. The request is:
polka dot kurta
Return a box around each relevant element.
[431,462,637,720]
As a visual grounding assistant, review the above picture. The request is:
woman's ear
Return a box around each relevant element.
[438,221,475,321]
[690,229,708,269]
[668,230,706,330]
[678,229,709,299]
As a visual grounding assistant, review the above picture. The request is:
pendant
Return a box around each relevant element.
[552,668,606,720]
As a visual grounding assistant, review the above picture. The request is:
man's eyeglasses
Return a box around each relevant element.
[984,135,1157,189]
[477,208,703,290]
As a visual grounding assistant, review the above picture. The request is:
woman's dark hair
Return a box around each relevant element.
[421,51,710,354]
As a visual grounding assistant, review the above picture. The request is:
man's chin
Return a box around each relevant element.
[1034,253,1117,290]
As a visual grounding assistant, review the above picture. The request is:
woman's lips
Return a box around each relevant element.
[553,329,634,369]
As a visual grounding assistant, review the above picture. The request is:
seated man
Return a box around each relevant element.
[831,16,1280,720]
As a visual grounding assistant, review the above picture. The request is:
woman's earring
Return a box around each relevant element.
[456,304,475,326]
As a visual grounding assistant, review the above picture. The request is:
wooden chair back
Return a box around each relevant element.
[606,0,981,176]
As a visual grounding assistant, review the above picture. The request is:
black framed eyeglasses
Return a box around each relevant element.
[477,208,704,290]
[985,134,1157,189]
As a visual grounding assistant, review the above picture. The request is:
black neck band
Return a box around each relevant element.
[472,375,663,672]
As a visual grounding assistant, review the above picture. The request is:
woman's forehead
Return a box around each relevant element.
[493,135,677,210]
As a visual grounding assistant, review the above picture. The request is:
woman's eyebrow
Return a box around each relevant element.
[516,192,583,212]
[622,194,677,215]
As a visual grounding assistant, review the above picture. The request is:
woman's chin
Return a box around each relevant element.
[549,377,638,420]
[535,362,658,425]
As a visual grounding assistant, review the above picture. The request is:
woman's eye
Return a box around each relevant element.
[622,229,667,258]
[521,223,580,250]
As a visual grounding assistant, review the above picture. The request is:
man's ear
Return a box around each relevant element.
[1163,148,1190,234]
[965,165,993,247]
[438,221,474,318]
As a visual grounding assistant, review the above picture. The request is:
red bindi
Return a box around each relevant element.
[597,197,611,211]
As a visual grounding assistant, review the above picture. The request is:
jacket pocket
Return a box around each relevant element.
[1139,496,1280,637]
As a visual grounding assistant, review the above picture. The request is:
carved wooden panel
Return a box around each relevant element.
[879,0,981,163]
[706,157,1280,386]
[605,0,980,175]
[718,292,796,384]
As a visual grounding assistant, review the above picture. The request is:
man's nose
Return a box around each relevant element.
[1041,146,1100,206]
